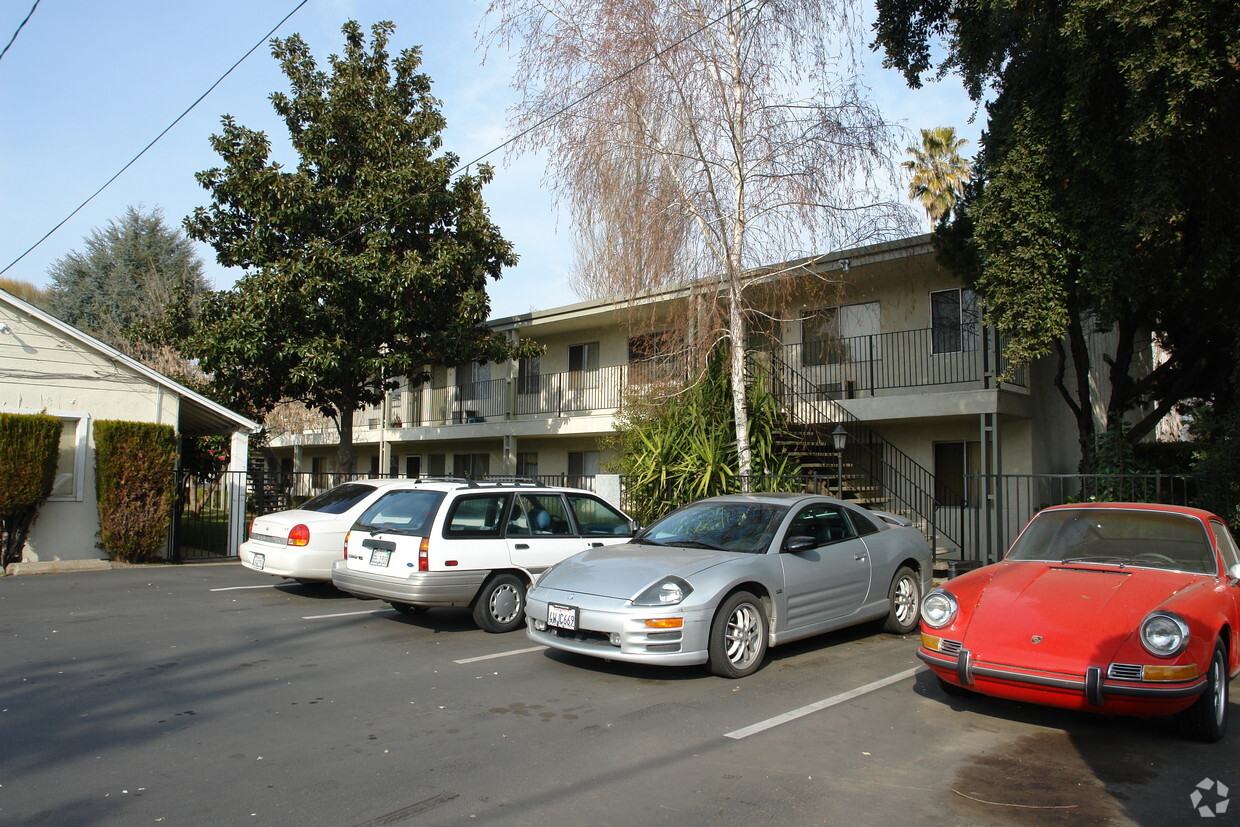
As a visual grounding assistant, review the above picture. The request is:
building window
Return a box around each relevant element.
[428,453,446,476]
[311,456,329,490]
[567,450,600,487]
[517,356,541,395]
[801,308,841,366]
[45,414,88,502]
[627,331,678,384]
[458,360,492,399]
[568,342,599,389]
[404,455,421,478]
[453,453,490,479]
[931,288,980,354]
[516,452,539,478]
[934,441,981,506]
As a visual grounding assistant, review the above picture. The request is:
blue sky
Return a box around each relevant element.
[0,0,982,319]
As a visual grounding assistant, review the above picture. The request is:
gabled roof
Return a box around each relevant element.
[0,289,259,436]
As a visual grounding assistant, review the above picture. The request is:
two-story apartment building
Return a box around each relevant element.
[261,234,1119,555]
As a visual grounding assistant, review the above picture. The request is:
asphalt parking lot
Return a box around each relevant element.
[2,563,1236,826]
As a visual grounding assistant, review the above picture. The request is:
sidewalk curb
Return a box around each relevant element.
[3,559,240,576]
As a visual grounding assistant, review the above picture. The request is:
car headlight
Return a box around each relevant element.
[921,590,958,629]
[632,576,693,606]
[1140,611,1189,657]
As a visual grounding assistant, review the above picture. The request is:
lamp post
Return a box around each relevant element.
[831,424,848,499]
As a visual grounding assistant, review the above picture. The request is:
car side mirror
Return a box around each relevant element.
[1228,563,1240,585]
[783,535,817,553]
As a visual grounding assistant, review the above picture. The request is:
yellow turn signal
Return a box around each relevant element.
[921,633,943,651]
[1142,663,1199,682]
[645,617,684,629]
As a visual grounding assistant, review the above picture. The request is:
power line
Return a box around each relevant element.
[0,0,311,277]
[0,0,39,63]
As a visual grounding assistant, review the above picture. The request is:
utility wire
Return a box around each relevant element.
[0,0,39,63]
[0,0,311,277]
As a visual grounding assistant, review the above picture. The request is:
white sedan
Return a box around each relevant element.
[240,479,410,584]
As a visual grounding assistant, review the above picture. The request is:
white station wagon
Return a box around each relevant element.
[331,478,635,632]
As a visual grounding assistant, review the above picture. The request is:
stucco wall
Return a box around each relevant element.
[1,302,179,562]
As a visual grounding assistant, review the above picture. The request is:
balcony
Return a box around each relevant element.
[338,326,1019,435]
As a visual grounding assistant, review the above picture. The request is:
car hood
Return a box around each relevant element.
[962,562,1200,671]
[536,544,739,600]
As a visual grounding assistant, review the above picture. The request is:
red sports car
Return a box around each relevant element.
[919,503,1240,741]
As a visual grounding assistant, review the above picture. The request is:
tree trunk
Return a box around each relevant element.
[334,408,356,476]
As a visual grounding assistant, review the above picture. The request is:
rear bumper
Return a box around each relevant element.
[330,561,487,607]
[919,646,1207,710]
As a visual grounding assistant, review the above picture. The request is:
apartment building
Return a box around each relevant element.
[262,234,1106,552]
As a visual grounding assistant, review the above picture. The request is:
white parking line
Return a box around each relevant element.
[454,646,548,664]
[210,585,278,592]
[724,666,926,740]
[301,608,392,620]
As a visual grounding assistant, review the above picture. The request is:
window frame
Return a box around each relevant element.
[5,410,90,503]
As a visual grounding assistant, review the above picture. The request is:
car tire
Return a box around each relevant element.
[1176,640,1229,743]
[472,573,527,633]
[708,591,767,679]
[388,601,428,615]
[882,566,921,635]
[936,675,969,697]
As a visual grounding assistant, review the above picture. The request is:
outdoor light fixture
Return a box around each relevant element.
[831,424,849,498]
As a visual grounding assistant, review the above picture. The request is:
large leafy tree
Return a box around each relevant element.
[46,206,210,359]
[185,21,532,473]
[484,0,911,486]
[902,126,971,229]
[875,0,1240,468]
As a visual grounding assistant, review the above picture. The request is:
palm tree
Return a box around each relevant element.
[903,127,972,228]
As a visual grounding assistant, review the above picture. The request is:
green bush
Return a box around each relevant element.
[94,420,177,563]
[0,413,61,567]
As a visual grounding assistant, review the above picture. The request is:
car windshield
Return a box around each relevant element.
[1006,508,1216,574]
[635,501,788,554]
[353,490,446,535]
[298,483,377,514]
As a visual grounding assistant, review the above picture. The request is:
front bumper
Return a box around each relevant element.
[526,588,713,667]
[330,561,487,607]
[919,645,1207,712]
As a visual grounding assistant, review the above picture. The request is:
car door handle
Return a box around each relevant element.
[590,542,605,547]
[854,553,867,561]
[514,543,530,550]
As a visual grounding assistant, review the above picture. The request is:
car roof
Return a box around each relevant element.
[697,492,856,508]
[356,477,593,494]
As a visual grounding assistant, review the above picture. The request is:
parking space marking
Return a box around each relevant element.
[453,646,548,664]
[210,584,278,591]
[724,666,926,740]
[301,608,392,620]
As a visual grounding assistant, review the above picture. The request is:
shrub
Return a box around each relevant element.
[0,413,61,566]
[94,420,177,563]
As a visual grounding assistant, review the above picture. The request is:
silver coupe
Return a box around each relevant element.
[526,493,934,677]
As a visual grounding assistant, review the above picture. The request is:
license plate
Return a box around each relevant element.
[547,603,578,631]
[369,549,392,567]
[252,552,265,570]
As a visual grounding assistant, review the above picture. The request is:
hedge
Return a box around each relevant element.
[94,420,178,563]
[0,412,61,567]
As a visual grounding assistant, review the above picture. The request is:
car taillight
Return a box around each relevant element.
[419,536,429,572]
[247,518,256,539]
[343,530,350,559]
[288,524,310,547]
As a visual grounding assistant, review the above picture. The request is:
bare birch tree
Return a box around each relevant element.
[483,0,913,481]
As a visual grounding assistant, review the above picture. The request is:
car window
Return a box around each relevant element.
[567,495,632,536]
[445,494,508,537]
[788,503,858,547]
[299,483,377,514]
[507,494,574,537]
[847,508,879,536]
[354,490,444,534]
[639,502,787,554]
[1007,508,1215,573]
[1210,520,1240,572]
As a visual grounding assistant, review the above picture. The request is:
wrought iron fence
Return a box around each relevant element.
[959,473,1240,565]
